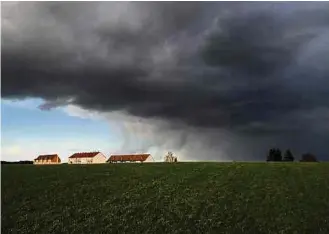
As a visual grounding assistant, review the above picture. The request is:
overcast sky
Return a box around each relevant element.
[2,2,329,161]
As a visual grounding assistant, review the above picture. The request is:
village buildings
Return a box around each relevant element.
[68,151,107,164]
[32,151,175,165]
[107,153,154,163]
[34,154,61,165]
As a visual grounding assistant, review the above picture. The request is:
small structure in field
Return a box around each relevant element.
[34,154,61,165]
[68,151,107,164]
[164,152,177,163]
[107,154,154,163]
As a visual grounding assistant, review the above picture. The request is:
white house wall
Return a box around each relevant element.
[68,153,107,164]
[34,160,60,165]
[144,155,154,163]
[68,157,91,164]
[92,153,107,164]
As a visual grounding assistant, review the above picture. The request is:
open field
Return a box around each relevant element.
[2,162,329,234]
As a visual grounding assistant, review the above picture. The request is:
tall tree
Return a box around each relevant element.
[267,148,282,161]
[274,148,282,161]
[267,148,275,161]
[283,149,294,162]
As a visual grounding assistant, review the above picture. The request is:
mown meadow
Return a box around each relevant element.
[2,162,329,233]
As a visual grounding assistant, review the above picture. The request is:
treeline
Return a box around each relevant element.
[266,149,318,162]
[1,160,33,164]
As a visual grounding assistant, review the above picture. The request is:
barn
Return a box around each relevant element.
[68,152,107,164]
[34,154,61,165]
[107,154,154,163]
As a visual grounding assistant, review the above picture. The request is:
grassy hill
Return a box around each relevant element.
[2,162,329,233]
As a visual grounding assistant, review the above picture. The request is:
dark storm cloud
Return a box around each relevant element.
[2,2,329,160]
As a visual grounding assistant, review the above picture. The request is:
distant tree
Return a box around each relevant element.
[283,149,294,162]
[267,148,273,161]
[274,148,282,161]
[267,148,275,161]
[300,153,318,162]
[267,148,282,161]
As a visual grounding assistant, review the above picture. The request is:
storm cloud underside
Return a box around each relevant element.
[2,2,329,160]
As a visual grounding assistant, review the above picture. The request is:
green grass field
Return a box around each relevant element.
[2,162,329,234]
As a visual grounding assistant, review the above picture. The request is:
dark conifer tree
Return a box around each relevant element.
[283,149,294,161]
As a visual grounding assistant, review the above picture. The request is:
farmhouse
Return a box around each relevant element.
[34,154,61,165]
[107,154,154,163]
[68,152,107,164]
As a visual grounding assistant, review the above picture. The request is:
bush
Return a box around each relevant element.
[300,153,318,162]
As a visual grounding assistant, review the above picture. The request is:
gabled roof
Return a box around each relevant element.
[35,154,60,161]
[108,154,151,162]
[69,152,100,159]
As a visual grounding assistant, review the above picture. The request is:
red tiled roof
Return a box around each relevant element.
[35,154,61,162]
[108,154,151,162]
[69,152,100,159]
